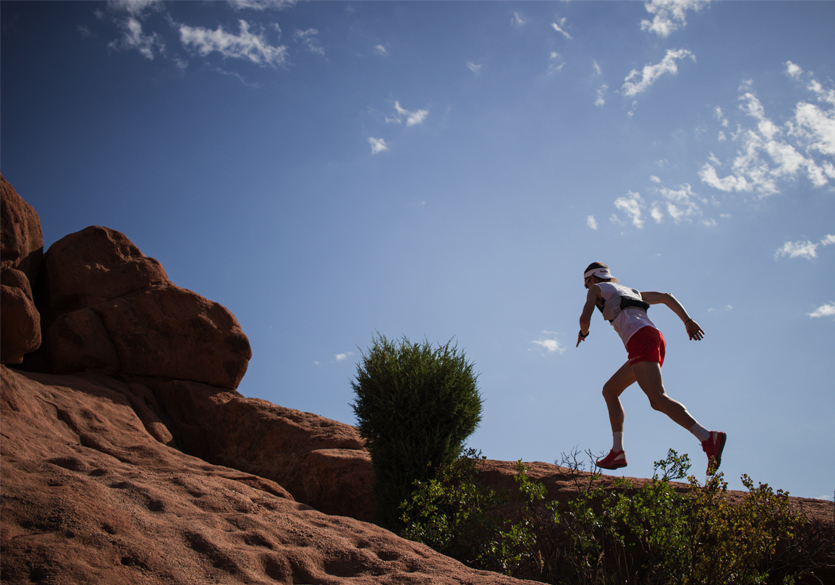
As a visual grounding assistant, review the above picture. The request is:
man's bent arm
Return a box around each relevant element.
[641,291,704,340]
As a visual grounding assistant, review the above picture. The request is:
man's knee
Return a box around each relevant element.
[602,380,619,399]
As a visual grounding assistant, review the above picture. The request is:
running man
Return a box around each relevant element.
[576,262,726,475]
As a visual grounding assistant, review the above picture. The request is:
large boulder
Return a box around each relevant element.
[1,174,43,364]
[1,269,42,363]
[37,225,167,329]
[37,226,251,389]
[0,173,43,281]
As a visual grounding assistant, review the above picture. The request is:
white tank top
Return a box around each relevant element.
[597,282,656,347]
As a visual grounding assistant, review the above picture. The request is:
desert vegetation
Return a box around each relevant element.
[400,448,834,584]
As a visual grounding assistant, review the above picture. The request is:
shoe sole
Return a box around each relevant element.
[597,460,627,470]
[707,432,727,475]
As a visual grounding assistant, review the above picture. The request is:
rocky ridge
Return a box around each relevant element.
[1,173,831,584]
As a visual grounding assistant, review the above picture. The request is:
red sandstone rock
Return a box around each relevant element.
[0,366,539,585]
[1,269,42,363]
[94,285,251,388]
[44,307,121,373]
[1,175,44,364]
[36,225,251,388]
[37,225,168,328]
[0,173,43,281]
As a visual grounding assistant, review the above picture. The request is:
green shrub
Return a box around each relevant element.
[552,449,808,585]
[400,447,822,585]
[351,334,482,531]
[400,449,545,576]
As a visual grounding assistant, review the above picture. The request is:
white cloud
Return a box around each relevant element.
[390,101,429,127]
[374,44,388,56]
[335,352,354,362]
[107,0,164,16]
[511,12,526,26]
[700,76,835,196]
[785,60,803,79]
[641,0,711,38]
[587,215,598,230]
[794,102,835,157]
[551,18,572,40]
[179,20,288,66]
[109,16,164,60]
[775,233,835,260]
[368,137,388,154]
[227,0,297,10]
[775,240,818,260]
[467,60,482,74]
[808,302,835,319]
[620,48,695,97]
[593,60,602,77]
[294,28,324,56]
[595,84,608,107]
[612,191,645,229]
[532,333,565,354]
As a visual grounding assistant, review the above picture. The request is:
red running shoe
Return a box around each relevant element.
[596,449,627,470]
[702,431,727,475]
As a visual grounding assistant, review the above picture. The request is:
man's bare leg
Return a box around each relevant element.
[602,361,635,433]
[630,360,698,430]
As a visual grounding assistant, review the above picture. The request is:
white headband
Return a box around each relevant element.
[584,267,618,282]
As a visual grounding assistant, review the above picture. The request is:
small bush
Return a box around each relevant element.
[351,334,482,531]
[399,447,827,584]
[400,448,545,575]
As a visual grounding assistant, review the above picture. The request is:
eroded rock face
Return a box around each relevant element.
[145,377,376,522]
[0,366,537,585]
[0,174,43,280]
[37,226,168,329]
[0,174,43,364]
[36,226,251,389]
[1,269,42,364]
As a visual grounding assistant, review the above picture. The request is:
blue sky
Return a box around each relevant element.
[2,0,834,502]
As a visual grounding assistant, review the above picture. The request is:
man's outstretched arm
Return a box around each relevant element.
[577,285,600,346]
[641,291,704,340]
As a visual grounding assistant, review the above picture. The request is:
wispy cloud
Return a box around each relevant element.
[467,60,482,75]
[109,16,165,60]
[641,0,711,38]
[699,68,835,197]
[611,191,645,229]
[368,137,388,154]
[511,12,526,26]
[373,44,388,56]
[775,234,835,260]
[621,48,695,97]
[649,180,715,224]
[531,332,565,354]
[595,84,608,107]
[335,351,354,362]
[179,20,288,66]
[226,0,298,10]
[388,101,429,127]
[107,0,164,16]
[587,215,598,230]
[808,302,835,320]
[775,240,819,260]
[294,28,324,56]
[551,17,572,40]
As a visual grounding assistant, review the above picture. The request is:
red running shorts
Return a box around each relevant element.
[626,326,666,366]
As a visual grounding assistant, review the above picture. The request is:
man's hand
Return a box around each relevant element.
[686,319,704,341]
[576,330,588,347]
